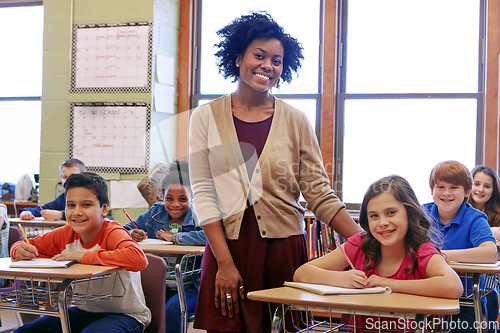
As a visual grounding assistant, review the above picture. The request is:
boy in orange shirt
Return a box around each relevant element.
[12,172,151,333]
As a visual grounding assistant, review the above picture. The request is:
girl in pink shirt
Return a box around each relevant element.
[294,175,463,332]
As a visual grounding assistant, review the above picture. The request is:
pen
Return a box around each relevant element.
[122,209,139,229]
[18,224,31,246]
[334,238,355,270]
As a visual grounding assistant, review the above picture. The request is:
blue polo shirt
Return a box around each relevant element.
[424,200,495,312]
[423,201,494,250]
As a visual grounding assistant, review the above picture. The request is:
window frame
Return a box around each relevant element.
[190,0,325,140]
[333,0,487,209]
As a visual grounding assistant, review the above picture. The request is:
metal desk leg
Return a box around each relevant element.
[271,304,284,333]
[413,314,427,333]
[57,279,73,333]
[472,273,483,333]
[175,263,188,333]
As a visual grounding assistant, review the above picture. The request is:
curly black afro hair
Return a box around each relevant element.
[214,11,304,86]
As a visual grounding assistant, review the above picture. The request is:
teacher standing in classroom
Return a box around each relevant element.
[188,12,362,332]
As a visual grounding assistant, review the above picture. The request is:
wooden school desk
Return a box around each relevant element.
[248,286,460,333]
[0,257,120,333]
[139,242,205,333]
[0,200,38,217]
[448,262,500,333]
[10,217,67,237]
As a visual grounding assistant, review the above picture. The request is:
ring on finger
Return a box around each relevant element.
[226,294,231,299]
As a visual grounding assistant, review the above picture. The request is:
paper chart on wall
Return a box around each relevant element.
[69,102,151,173]
[70,21,152,93]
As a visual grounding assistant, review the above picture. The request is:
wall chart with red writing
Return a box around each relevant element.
[70,21,152,93]
[69,102,151,173]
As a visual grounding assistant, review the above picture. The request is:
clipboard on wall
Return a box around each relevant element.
[69,101,151,173]
[70,21,152,93]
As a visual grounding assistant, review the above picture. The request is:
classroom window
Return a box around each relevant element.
[0,3,43,185]
[192,0,322,133]
[335,0,485,207]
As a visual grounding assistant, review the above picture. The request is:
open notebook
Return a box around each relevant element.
[139,238,173,245]
[284,281,391,295]
[448,260,500,267]
[10,258,76,268]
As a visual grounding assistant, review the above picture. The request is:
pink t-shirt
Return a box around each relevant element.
[343,232,440,332]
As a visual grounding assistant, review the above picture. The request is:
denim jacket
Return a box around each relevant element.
[123,203,206,246]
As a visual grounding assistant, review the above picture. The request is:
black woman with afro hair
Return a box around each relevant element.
[189,11,361,333]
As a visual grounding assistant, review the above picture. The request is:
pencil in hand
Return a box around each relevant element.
[18,224,31,246]
[122,209,139,229]
[334,238,355,270]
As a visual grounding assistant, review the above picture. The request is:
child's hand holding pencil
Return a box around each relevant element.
[123,209,147,242]
[13,224,38,260]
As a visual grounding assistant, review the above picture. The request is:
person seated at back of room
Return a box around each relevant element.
[468,165,500,330]
[423,160,497,333]
[19,158,86,220]
[11,172,150,333]
[123,158,206,333]
[0,204,10,288]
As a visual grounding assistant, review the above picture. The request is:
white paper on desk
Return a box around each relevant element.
[10,258,76,268]
[156,55,175,85]
[139,238,173,245]
[110,181,148,209]
[154,83,175,114]
[448,260,500,267]
[284,281,391,295]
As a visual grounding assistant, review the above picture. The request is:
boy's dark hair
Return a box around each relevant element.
[161,159,190,191]
[64,172,109,207]
[60,158,87,173]
[429,160,472,193]
[469,165,500,227]
[214,11,303,86]
[359,175,436,274]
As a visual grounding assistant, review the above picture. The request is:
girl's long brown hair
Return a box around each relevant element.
[359,175,435,274]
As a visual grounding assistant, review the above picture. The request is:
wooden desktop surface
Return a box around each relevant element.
[247,286,460,315]
[139,243,205,255]
[10,217,67,227]
[0,257,119,280]
[448,262,500,274]
[0,200,38,216]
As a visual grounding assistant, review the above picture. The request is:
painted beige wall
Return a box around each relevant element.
[41,0,179,220]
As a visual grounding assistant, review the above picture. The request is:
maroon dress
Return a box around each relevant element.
[193,115,307,332]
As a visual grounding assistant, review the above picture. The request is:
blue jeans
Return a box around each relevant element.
[166,288,198,333]
[14,307,143,333]
[486,289,499,329]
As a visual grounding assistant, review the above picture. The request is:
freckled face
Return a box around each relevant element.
[432,181,468,217]
[236,38,284,93]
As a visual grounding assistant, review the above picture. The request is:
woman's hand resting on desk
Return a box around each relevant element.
[40,209,63,220]
[130,229,147,242]
[52,251,85,263]
[14,242,38,260]
[156,230,174,242]
[19,211,35,220]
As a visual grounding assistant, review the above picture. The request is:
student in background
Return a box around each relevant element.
[294,175,463,332]
[19,158,86,220]
[189,12,361,332]
[468,165,500,328]
[123,159,205,333]
[424,160,497,333]
[12,172,150,333]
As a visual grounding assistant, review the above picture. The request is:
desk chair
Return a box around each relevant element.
[142,254,167,333]
[175,263,196,333]
[0,226,23,330]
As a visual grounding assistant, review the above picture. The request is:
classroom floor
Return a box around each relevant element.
[0,311,206,332]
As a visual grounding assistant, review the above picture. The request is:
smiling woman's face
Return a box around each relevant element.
[235,38,284,93]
